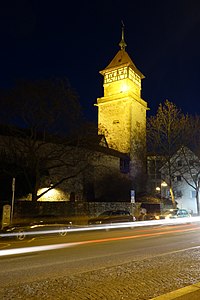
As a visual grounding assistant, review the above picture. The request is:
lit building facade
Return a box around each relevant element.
[96,26,148,164]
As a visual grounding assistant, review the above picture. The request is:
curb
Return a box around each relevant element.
[150,282,200,299]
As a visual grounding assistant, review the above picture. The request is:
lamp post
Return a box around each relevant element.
[156,186,161,199]
[161,181,168,200]
[156,181,167,199]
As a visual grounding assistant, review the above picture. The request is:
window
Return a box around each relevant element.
[177,160,182,167]
[120,158,130,173]
[176,190,182,198]
[177,175,182,181]
[191,191,196,198]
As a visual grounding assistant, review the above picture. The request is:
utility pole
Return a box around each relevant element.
[11,177,15,224]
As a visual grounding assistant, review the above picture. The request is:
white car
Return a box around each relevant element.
[157,209,191,220]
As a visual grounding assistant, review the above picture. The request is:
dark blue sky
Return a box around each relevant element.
[1,0,200,122]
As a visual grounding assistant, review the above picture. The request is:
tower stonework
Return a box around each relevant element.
[96,28,148,162]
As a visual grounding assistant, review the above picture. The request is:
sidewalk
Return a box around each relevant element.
[150,282,200,300]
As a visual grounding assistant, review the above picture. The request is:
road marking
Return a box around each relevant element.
[150,282,200,299]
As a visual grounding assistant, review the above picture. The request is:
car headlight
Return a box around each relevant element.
[95,221,102,224]
[165,215,171,219]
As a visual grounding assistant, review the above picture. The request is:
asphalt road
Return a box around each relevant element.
[1,221,200,299]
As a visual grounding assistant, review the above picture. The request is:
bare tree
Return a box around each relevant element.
[147,100,188,208]
[0,78,96,202]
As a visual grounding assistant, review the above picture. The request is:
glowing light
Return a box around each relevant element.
[0,243,75,257]
[38,187,56,197]
[1,219,200,257]
[1,216,200,240]
[37,187,65,201]
[161,181,168,187]
[120,83,128,92]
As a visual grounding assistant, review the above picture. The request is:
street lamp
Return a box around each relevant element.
[161,181,168,200]
[156,182,167,200]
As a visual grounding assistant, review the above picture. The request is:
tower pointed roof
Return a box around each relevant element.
[100,24,145,79]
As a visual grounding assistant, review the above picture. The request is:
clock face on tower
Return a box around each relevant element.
[104,67,128,83]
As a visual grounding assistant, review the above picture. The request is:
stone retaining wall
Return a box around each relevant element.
[12,200,136,220]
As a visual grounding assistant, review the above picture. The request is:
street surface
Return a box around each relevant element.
[1,220,200,299]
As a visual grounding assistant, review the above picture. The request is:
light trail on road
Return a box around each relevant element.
[1,222,200,257]
[1,216,200,239]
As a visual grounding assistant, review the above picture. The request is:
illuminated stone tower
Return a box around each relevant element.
[96,25,148,163]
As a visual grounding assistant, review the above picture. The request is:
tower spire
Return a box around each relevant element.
[119,20,127,50]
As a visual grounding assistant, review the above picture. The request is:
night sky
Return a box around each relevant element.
[1,0,200,123]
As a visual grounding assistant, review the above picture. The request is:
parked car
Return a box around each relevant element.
[88,210,136,225]
[156,209,191,220]
[25,215,72,225]
[0,216,72,240]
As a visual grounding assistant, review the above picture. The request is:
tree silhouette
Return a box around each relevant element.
[147,100,188,208]
[0,78,95,202]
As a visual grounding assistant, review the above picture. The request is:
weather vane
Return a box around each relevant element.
[119,20,127,50]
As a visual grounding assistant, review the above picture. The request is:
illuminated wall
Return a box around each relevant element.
[37,187,67,202]
[96,48,148,157]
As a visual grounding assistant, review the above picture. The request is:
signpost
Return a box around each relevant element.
[130,189,135,217]
[131,189,135,203]
[11,177,15,224]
